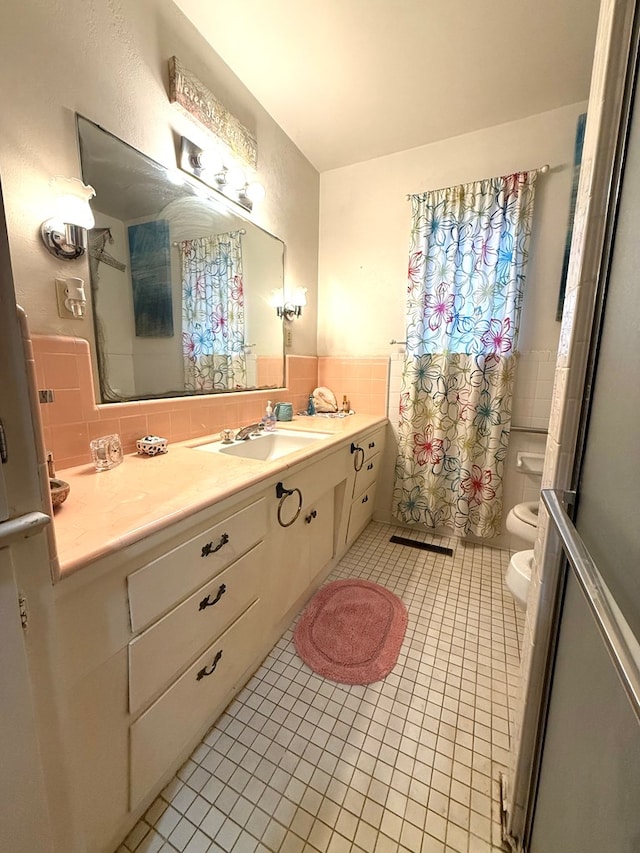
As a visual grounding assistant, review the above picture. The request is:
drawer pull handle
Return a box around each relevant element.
[305,510,317,524]
[367,462,374,470]
[196,650,223,681]
[201,533,229,558]
[362,495,369,504]
[350,443,364,472]
[199,584,227,610]
[368,441,375,449]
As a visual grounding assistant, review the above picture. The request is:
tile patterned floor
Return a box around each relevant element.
[118,522,524,853]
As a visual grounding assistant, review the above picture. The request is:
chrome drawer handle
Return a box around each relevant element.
[201,533,229,557]
[199,584,226,610]
[367,462,374,470]
[362,495,369,504]
[196,650,223,681]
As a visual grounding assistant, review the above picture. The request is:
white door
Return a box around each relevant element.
[0,181,55,850]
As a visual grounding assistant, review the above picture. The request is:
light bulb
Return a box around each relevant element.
[225,166,247,191]
[245,181,266,203]
[200,148,224,174]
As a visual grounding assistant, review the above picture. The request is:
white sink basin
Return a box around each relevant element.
[194,429,334,462]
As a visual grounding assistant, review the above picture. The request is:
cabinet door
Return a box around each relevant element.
[346,483,377,548]
[268,489,335,619]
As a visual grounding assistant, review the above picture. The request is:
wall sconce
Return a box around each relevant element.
[271,287,307,320]
[179,137,265,212]
[41,177,96,260]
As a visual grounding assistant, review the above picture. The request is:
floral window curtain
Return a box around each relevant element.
[180,231,247,391]
[393,172,537,538]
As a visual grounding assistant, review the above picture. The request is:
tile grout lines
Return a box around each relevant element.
[119,521,523,853]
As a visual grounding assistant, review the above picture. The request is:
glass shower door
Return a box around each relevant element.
[528,27,640,853]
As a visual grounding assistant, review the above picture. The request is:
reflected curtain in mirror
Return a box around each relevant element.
[393,172,537,538]
[180,231,247,391]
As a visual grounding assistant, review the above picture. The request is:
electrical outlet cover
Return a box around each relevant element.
[55,279,75,319]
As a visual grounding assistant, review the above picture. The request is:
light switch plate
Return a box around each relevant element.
[55,278,76,319]
[285,328,293,348]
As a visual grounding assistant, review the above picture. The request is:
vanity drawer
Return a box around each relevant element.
[128,541,264,716]
[349,425,385,472]
[347,482,377,547]
[130,598,262,809]
[128,498,266,633]
[353,450,380,499]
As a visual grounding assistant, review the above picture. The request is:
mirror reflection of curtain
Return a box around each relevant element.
[393,172,537,538]
[179,231,247,391]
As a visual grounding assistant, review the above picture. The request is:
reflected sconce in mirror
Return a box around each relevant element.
[179,137,265,212]
[272,287,307,320]
[41,176,95,260]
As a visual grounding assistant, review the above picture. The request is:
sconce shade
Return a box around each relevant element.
[42,177,96,260]
[272,286,307,320]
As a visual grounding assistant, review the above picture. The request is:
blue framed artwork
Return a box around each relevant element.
[557,112,587,321]
[128,219,174,337]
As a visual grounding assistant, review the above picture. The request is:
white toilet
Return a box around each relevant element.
[505,501,539,609]
[505,500,539,544]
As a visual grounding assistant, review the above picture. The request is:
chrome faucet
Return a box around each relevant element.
[235,422,265,441]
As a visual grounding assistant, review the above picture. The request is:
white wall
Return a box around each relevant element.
[318,102,587,357]
[0,0,319,357]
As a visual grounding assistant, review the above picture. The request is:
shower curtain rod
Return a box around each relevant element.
[405,164,550,200]
[172,227,246,246]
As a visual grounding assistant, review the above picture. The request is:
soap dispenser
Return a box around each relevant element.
[307,393,316,416]
[263,400,277,431]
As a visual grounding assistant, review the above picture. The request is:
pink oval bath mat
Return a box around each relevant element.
[294,579,408,684]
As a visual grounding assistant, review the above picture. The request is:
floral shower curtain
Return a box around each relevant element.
[180,231,247,391]
[393,172,537,538]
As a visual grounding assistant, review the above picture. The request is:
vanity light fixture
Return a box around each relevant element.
[271,286,307,320]
[179,136,265,212]
[41,176,96,260]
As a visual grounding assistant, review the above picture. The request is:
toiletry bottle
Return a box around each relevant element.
[307,393,316,416]
[263,400,277,431]
[342,395,350,413]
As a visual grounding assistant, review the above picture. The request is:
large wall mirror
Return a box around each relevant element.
[77,115,285,402]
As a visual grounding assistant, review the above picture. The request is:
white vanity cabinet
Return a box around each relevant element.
[52,419,386,853]
[56,491,270,853]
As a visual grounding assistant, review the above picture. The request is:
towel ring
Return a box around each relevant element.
[351,442,365,472]
[275,481,303,527]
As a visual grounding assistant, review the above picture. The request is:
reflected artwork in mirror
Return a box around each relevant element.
[77,115,285,402]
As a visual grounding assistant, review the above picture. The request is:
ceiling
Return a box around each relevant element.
[174,0,601,173]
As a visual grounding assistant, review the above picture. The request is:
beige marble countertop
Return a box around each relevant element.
[52,414,386,579]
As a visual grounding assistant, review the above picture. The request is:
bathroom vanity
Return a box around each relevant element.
[49,415,386,853]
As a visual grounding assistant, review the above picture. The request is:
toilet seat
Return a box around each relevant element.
[506,549,533,609]
[512,501,539,526]
[506,500,539,545]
